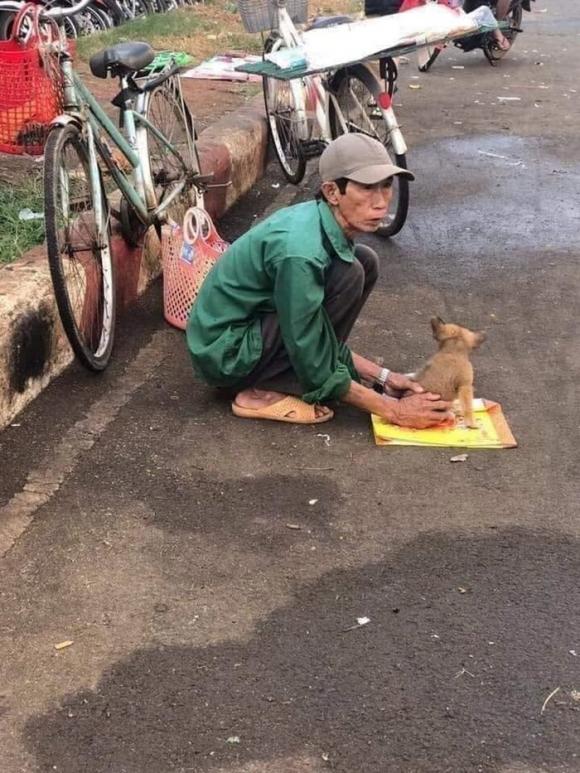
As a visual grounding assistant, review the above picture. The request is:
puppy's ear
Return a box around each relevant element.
[430,316,445,339]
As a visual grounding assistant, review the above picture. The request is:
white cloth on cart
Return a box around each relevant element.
[300,5,482,71]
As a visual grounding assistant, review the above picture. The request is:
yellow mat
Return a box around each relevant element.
[372,398,517,449]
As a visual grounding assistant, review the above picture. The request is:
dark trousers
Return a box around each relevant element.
[236,243,379,397]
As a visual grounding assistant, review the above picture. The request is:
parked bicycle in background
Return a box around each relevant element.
[0,0,199,39]
[237,0,411,238]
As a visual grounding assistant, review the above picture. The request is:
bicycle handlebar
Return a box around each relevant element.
[0,0,94,20]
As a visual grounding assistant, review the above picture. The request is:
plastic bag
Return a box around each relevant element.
[161,207,229,330]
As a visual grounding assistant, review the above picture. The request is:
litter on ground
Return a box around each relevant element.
[541,687,561,714]
[342,617,370,632]
[54,640,74,650]
[182,54,262,82]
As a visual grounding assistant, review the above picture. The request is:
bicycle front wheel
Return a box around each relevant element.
[329,65,409,238]
[44,124,115,371]
[262,36,306,184]
[140,79,202,226]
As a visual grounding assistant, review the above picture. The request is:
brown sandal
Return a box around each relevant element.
[232,395,334,425]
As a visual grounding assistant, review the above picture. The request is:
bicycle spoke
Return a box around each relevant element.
[141,82,201,225]
[45,125,115,368]
[343,84,386,142]
[275,111,301,160]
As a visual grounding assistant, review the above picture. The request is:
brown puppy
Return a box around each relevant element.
[415,318,486,428]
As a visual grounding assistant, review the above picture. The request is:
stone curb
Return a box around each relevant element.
[0,98,268,432]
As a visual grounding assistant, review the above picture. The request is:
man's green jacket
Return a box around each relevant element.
[186,199,360,404]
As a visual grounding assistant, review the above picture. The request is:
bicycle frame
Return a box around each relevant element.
[59,56,192,226]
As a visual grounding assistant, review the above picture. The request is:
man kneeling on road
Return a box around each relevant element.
[186,133,452,428]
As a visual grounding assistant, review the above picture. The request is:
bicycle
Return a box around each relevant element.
[0,0,208,371]
[237,0,410,239]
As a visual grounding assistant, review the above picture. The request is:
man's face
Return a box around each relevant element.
[323,178,394,234]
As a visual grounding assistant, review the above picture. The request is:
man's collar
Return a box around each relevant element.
[318,200,355,263]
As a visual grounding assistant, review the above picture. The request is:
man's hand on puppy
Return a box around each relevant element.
[389,392,453,429]
[384,371,423,396]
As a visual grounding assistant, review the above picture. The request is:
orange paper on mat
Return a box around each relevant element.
[371,398,517,448]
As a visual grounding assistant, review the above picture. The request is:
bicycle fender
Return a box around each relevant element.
[49,113,83,130]
[384,109,407,155]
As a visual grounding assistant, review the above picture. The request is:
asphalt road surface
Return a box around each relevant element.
[1,2,579,771]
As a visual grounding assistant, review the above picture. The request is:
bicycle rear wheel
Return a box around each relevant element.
[117,0,152,19]
[73,3,113,34]
[98,0,125,24]
[44,124,115,371]
[139,79,202,229]
[329,65,409,238]
[262,36,306,184]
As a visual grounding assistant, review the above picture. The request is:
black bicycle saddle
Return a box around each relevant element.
[90,42,155,80]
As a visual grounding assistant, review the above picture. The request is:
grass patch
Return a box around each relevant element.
[76,3,262,64]
[75,0,364,63]
[0,175,44,265]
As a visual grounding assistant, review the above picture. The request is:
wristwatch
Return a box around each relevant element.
[372,367,390,394]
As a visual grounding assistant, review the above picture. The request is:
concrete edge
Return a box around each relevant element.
[0,97,268,432]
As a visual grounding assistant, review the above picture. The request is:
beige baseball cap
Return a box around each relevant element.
[319,133,415,184]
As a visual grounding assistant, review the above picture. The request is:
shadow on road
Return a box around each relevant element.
[25,528,580,772]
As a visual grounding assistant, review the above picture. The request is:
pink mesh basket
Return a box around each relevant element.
[161,207,229,330]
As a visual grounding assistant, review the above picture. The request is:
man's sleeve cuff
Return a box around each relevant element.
[338,342,360,383]
[301,364,352,404]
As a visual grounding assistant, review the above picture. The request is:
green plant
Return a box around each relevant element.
[0,176,45,264]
